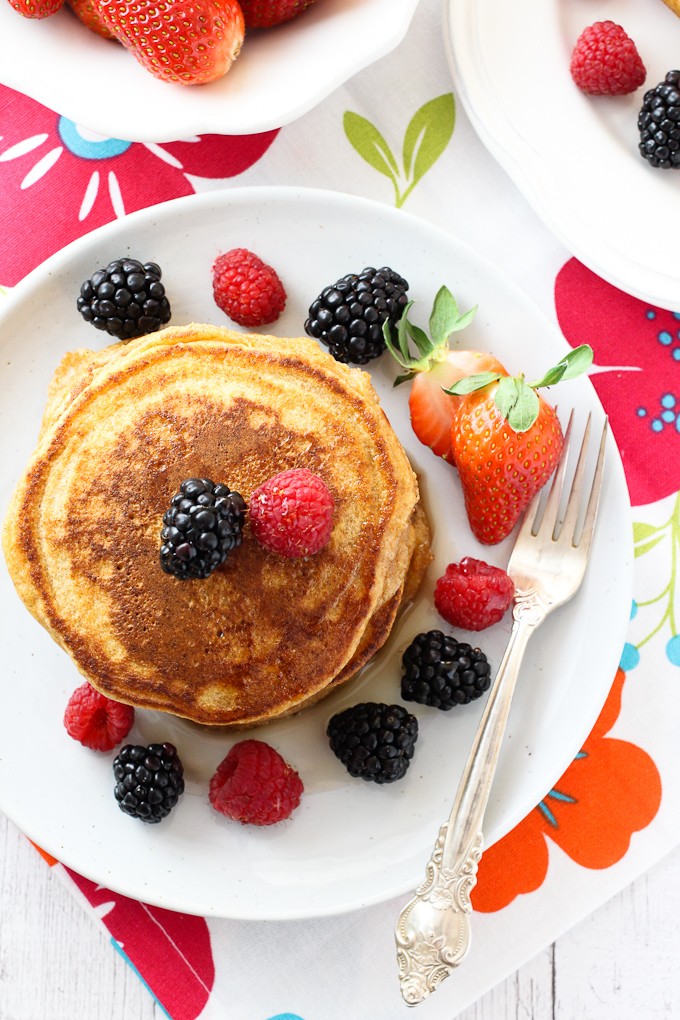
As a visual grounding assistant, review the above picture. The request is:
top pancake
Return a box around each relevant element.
[3,323,427,726]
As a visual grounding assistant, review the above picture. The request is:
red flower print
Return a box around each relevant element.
[0,85,278,287]
[555,258,680,507]
[66,868,215,1020]
[471,668,662,912]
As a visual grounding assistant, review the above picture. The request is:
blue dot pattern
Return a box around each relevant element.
[648,309,680,365]
[637,376,680,434]
[667,635,680,667]
[57,117,132,161]
[620,643,640,670]
[634,311,680,427]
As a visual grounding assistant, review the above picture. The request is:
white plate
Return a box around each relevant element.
[0,187,632,920]
[0,0,419,141]
[444,0,680,312]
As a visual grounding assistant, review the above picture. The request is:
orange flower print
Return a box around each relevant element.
[471,668,662,913]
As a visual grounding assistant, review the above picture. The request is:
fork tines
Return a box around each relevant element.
[523,411,608,550]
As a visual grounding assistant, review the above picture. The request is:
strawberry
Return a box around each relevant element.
[8,0,65,17]
[385,286,593,545]
[408,349,507,462]
[445,347,594,544]
[96,0,244,86]
[67,0,116,37]
[239,0,316,29]
[383,286,506,462]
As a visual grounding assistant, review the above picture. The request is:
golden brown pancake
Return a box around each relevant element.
[3,323,430,727]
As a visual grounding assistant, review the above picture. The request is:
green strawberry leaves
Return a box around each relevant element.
[494,377,540,431]
[429,286,477,347]
[529,344,594,387]
[444,371,501,395]
[383,285,477,381]
[444,345,594,432]
[384,283,593,430]
[344,94,456,207]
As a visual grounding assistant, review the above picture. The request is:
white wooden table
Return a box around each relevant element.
[1,810,678,1019]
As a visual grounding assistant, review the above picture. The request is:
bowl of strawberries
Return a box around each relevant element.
[0,0,420,141]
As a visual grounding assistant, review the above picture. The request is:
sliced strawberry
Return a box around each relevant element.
[384,285,594,545]
[384,286,507,461]
[409,350,506,462]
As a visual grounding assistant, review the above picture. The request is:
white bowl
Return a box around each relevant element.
[0,0,420,141]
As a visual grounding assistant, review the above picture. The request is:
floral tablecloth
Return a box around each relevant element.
[1,0,679,1017]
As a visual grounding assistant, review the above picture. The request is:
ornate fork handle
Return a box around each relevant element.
[395,589,547,1006]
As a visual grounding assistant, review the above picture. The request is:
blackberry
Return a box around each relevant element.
[638,71,680,169]
[160,478,246,580]
[113,742,184,823]
[327,702,418,784]
[401,630,492,710]
[77,258,171,339]
[304,266,409,364]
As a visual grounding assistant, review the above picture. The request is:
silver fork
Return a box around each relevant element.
[395,411,608,1006]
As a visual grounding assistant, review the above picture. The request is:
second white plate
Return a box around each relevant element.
[445,0,680,311]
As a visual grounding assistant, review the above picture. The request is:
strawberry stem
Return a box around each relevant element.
[383,285,477,382]
[384,284,593,432]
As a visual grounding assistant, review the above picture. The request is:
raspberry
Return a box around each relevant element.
[434,557,514,632]
[64,682,134,751]
[249,467,334,557]
[570,21,646,96]
[209,740,303,825]
[212,248,286,328]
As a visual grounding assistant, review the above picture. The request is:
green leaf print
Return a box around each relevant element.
[343,112,400,182]
[344,94,455,207]
[633,521,658,543]
[628,490,680,665]
[634,534,664,558]
[401,94,456,205]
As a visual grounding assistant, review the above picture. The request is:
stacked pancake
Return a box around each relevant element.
[3,323,430,728]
